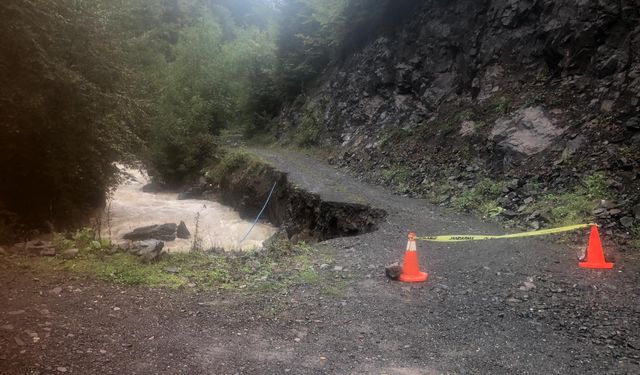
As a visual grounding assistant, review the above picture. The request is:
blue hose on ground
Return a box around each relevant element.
[239,181,277,243]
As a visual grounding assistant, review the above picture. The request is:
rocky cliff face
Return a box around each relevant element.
[277,0,640,248]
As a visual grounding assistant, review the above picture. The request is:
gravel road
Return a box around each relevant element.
[2,148,639,374]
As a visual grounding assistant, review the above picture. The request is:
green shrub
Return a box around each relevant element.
[53,227,111,253]
[494,97,512,114]
[479,201,505,218]
[293,111,321,147]
[53,233,75,252]
[534,172,611,225]
[381,166,413,187]
[452,178,506,214]
[545,193,596,225]
[205,150,259,185]
[583,172,609,199]
[147,130,219,187]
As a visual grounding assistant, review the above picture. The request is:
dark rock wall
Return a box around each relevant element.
[277,0,640,242]
[281,0,638,141]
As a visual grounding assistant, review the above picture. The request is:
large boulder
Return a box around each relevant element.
[490,106,564,167]
[123,223,177,241]
[128,240,164,262]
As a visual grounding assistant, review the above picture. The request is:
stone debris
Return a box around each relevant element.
[127,240,164,262]
[384,262,402,280]
[62,248,79,259]
[123,223,178,242]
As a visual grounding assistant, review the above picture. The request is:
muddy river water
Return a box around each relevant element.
[103,167,276,252]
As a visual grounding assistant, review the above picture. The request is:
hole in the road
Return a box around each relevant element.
[212,160,387,244]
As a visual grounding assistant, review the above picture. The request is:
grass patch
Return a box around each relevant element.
[531,172,610,225]
[380,127,412,147]
[493,96,512,115]
[53,228,111,253]
[204,149,263,185]
[293,111,321,147]
[18,251,187,287]
[322,280,347,299]
[542,193,598,225]
[380,165,413,192]
[297,269,320,284]
[16,235,329,293]
[451,178,507,216]
[478,201,505,218]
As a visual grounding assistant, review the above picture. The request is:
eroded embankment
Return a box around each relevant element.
[206,152,386,243]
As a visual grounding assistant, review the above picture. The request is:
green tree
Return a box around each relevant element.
[139,1,279,185]
[0,0,147,231]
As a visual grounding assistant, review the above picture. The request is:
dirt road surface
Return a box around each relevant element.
[2,149,639,374]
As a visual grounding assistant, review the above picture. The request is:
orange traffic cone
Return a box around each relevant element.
[579,225,614,269]
[399,232,428,282]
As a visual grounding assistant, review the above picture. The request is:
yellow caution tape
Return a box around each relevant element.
[414,223,594,242]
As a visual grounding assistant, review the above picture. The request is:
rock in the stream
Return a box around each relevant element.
[0,246,6,255]
[177,221,190,239]
[177,186,204,200]
[123,223,177,241]
[129,240,164,262]
[141,183,163,193]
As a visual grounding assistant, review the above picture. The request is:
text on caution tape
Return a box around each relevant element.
[414,223,594,242]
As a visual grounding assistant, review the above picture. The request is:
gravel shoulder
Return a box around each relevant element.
[2,148,640,374]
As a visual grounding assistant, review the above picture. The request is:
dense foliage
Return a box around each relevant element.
[0,0,408,236]
[114,0,280,186]
[0,0,148,232]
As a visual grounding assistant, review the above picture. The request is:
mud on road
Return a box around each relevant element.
[2,148,640,374]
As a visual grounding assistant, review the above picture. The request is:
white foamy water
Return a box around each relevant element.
[103,166,276,252]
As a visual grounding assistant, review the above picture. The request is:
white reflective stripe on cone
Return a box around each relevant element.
[406,240,417,252]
